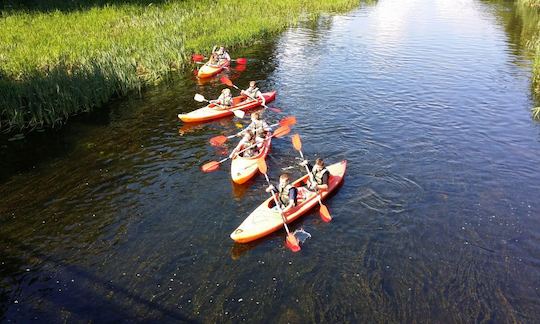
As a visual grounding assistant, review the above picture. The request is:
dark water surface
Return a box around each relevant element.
[2,0,540,322]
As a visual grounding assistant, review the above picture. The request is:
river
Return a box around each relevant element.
[1,0,539,322]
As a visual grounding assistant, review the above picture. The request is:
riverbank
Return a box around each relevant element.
[0,0,361,132]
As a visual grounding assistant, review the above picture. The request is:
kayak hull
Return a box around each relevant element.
[230,135,272,184]
[230,160,347,243]
[197,60,230,78]
[178,91,276,123]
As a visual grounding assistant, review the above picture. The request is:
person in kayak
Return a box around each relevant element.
[207,53,219,66]
[211,88,233,109]
[244,112,271,141]
[266,174,298,212]
[300,158,330,191]
[230,130,260,158]
[241,81,266,105]
[215,46,231,64]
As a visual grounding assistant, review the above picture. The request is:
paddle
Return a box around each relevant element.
[209,115,297,146]
[219,77,282,113]
[194,93,245,119]
[191,54,246,64]
[257,159,301,252]
[291,134,332,223]
[201,125,290,173]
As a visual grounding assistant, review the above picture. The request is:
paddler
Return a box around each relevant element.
[210,88,233,109]
[230,130,260,158]
[241,81,266,105]
[300,158,330,191]
[238,112,271,143]
[207,53,219,66]
[266,173,298,212]
[215,46,231,64]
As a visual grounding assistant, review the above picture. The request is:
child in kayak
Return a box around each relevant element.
[211,88,233,109]
[207,53,219,66]
[241,81,266,106]
[244,112,271,142]
[230,130,260,158]
[215,46,231,64]
[266,174,298,212]
[300,158,330,191]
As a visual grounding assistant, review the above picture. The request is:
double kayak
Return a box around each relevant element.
[197,60,230,78]
[230,135,272,184]
[230,160,347,243]
[178,91,276,123]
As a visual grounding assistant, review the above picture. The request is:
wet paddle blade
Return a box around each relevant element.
[233,109,245,119]
[279,116,296,127]
[269,107,282,113]
[257,158,268,174]
[234,64,247,72]
[201,161,221,173]
[192,54,205,62]
[292,133,302,151]
[220,76,234,87]
[319,204,332,222]
[285,233,301,252]
[235,58,247,64]
[194,93,206,102]
[209,135,228,146]
[272,126,290,138]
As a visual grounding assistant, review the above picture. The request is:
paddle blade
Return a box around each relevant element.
[292,133,302,151]
[209,135,228,146]
[201,161,221,173]
[269,107,282,113]
[194,93,206,102]
[257,158,268,174]
[233,109,245,119]
[234,64,247,72]
[279,116,296,127]
[235,58,247,64]
[192,54,205,62]
[272,126,290,139]
[319,204,332,223]
[220,76,234,87]
[285,233,301,252]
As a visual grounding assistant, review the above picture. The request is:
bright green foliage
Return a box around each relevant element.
[0,0,359,130]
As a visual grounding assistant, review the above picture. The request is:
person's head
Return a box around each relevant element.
[251,111,262,122]
[279,173,290,187]
[222,88,231,96]
[249,81,256,88]
[314,158,325,171]
[218,46,225,54]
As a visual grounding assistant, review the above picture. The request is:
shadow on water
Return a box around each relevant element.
[0,237,197,322]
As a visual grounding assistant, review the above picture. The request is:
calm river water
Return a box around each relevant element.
[1,0,539,322]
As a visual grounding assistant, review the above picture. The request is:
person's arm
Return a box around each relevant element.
[257,91,266,106]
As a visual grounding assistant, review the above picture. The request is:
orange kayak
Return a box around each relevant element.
[230,135,272,184]
[197,60,230,78]
[230,160,347,243]
[178,91,276,123]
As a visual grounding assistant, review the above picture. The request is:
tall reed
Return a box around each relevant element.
[0,0,361,131]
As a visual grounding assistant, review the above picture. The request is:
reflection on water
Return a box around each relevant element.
[2,0,540,322]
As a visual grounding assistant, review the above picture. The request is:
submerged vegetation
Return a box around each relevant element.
[0,0,361,131]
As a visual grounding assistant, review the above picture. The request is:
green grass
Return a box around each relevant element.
[0,0,361,131]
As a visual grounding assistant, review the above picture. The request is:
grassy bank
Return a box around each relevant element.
[514,0,540,118]
[0,0,361,131]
